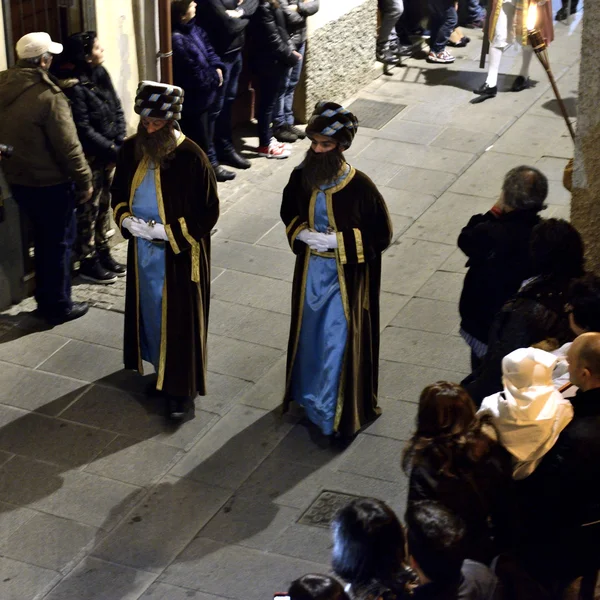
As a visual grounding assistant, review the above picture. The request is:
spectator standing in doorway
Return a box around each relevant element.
[196,0,259,173]
[0,32,92,324]
[53,31,127,284]
[273,0,320,144]
[249,0,302,159]
[171,1,230,181]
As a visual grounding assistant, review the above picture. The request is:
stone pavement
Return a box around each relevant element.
[0,12,583,600]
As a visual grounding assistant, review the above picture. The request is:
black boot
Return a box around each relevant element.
[287,124,306,139]
[98,249,126,276]
[79,257,118,284]
[213,165,236,182]
[167,395,191,422]
[44,302,89,325]
[274,126,298,144]
[219,150,251,170]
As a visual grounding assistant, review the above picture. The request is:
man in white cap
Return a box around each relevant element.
[0,32,92,323]
[112,81,219,422]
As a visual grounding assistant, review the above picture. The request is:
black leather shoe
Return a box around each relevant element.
[45,302,89,325]
[219,150,251,170]
[79,257,118,284]
[471,83,497,103]
[288,124,306,139]
[274,127,298,144]
[98,250,126,276]
[213,165,236,182]
[511,75,530,92]
[167,396,190,422]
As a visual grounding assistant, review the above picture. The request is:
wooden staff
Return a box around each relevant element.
[158,0,174,84]
[479,0,494,68]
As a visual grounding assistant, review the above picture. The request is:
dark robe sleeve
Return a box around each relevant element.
[281,173,309,254]
[111,144,134,240]
[164,149,219,255]
[335,181,393,265]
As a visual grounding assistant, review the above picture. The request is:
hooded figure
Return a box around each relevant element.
[478,347,573,479]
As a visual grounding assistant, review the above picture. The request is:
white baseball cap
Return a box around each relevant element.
[16,32,63,59]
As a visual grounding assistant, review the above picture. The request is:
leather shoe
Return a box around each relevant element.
[471,83,497,103]
[167,396,190,423]
[213,165,236,182]
[45,301,89,325]
[511,75,530,92]
[219,150,251,170]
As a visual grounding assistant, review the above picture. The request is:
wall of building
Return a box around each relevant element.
[96,0,140,134]
[299,0,378,121]
[571,2,600,273]
[0,5,7,71]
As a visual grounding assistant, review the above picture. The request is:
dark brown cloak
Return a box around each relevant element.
[280,165,393,436]
[111,135,219,397]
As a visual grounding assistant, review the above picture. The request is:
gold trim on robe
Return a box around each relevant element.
[353,228,365,264]
[286,215,300,235]
[179,217,201,283]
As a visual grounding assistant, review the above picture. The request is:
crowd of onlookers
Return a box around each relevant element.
[278,167,600,600]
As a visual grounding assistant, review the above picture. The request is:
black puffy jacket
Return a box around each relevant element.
[249,1,300,66]
[58,66,126,164]
[463,274,576,405]
[279,0,320,48]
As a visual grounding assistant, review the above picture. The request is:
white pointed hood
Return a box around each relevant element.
[478,347,573,479]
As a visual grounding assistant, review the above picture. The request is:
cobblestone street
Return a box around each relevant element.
[0,12,584,599]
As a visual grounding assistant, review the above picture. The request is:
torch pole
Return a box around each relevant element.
[544,67,577,141]
[158,0,173,85]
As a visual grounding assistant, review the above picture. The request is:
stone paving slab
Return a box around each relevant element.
[0,9,584,598]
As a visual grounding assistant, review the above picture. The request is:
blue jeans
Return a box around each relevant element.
[12,183,76,317]
[428,0,458,53]
[273,43,305,129]
[254,59,287,147]
[208,49,243,164]
[458,0,485,25]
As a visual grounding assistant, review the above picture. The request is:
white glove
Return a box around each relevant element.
[122,217,154,241]
[296,229,312,244]
[307,232,338,252]
[151,223,169,241]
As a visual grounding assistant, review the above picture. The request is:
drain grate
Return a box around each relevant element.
[346,99,406,130]
[298,490,366,529]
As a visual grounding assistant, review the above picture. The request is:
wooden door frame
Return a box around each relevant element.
[2,0,97,66]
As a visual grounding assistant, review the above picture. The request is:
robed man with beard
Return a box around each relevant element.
[111,81,219,421]
[281,101,393,438]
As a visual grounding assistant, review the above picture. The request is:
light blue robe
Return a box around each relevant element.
[291,168,349,435]
[132,165,166,370]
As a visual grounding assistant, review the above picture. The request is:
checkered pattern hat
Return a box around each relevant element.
[134,81,184,121]
[305,101,359,149]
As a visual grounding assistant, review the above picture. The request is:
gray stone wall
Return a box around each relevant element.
[299,0,378,121]
[572,3,600,273]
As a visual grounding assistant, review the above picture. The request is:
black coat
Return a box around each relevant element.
[458,209,541,344]
[196,0,259,56]
[406,440,518,565]
[516,387,600,577]
[60,66,126,164]
[249,1,299,66]
[279,0,320,48]
[463,275,575,405]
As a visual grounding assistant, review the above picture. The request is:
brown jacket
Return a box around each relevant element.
[0,62,91,191]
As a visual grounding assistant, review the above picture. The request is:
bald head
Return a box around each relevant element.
[568,333,600,391]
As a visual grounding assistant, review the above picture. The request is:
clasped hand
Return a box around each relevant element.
[122,217,168,241]
[297,229,338,252]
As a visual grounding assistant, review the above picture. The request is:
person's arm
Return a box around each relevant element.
[281,173,310,254]
[204,0,247,34]
[298,0,320,17]
[238,0,259,18]
[258,2,299,65]
[44,92,92,192]
[279,0,305,25]
[172,32,219,93]
[68,85,118,162]
[335,183,393,265]
[457,212,499,258]
[102,68,126,143]
[197,26,225,71]
[163,152,220,256]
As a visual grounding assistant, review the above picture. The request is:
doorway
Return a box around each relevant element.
[2,0,96,65]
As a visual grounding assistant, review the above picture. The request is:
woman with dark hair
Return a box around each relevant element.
[288,574,350,600]
[248,0,302,158]
[53,32,126,284]
[458,166,548,372]
[402,381,516,565]
[170,0,232,181]
[463,218,585,404]
[331,498,415,599]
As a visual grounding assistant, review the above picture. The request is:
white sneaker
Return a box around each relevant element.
[270,137,292,151]
[257,140,291,159]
